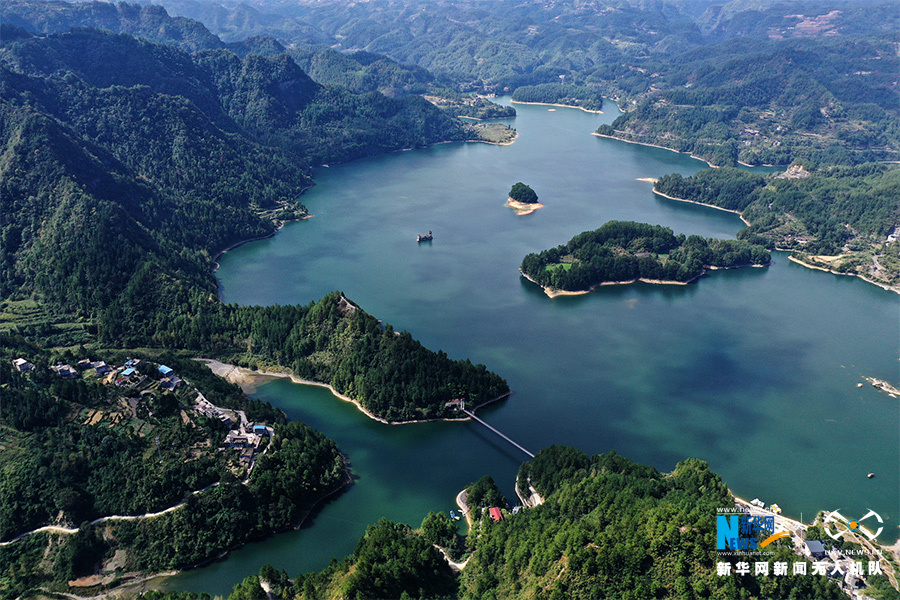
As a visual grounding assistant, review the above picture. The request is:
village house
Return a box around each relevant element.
[12,358,34,372]
[52,364,77,379]
[224,431,250,448]
[160,375,182,391]
[92,361,112,375]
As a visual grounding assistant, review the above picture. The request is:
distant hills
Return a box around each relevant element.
[102,0,899,167]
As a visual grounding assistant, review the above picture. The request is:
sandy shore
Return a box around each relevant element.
[520,269,694,298]
[468,131,518,146]
[592,133,716,168]
[651,188,752,226]
[511,100,603,114]
[196,359,510,425]
[506,198,544,215]
[788,255,900,294]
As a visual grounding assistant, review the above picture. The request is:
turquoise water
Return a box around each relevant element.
[163,100,899,596]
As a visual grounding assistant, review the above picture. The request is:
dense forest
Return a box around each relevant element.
[127,0,900,167]
[521,221,771,292]
[508,182,538,204]
[655,164,900,287]
[457,448,848,600]
[109,419,345,573]
[0,336,347,596]
[156,293,510,422]
[0,26,508,421]
[171,447,851,600]
[2,1,898,598]
[511,83,604,111]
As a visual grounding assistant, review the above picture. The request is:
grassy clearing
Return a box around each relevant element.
[543,262,573,271]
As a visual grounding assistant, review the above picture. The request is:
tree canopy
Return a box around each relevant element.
[509,182,538,204]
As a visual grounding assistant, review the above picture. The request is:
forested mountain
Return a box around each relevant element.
[143,0,898,166]
[0,0,227,52]
[598,36,900,166]
[0,26,461,312]
[655,164,900,288]
[0,338,347,596]
[204,447,849,600]
[0,19,504,421]
[289,48,437,96]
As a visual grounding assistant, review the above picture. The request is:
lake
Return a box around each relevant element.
[162,99,899,596]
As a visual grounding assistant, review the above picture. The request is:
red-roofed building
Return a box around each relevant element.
[489,507,503,522]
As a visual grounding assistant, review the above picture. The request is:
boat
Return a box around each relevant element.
[450,510,459,520]
[868,472,875,478]
[417,230,433,242]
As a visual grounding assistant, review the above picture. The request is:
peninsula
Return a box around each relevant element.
[653,165,900,293]
[511,83,604,113]
[520,221,770,296]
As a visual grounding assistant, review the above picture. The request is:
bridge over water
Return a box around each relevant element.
[463,409,534,458]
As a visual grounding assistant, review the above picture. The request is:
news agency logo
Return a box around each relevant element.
[824,509,883,541]
[716,515,787,550]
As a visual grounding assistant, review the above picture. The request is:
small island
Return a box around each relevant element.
[507,182,544,215]
[520,221,771,296]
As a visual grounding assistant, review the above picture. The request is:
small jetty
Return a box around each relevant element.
[417,230,433,242]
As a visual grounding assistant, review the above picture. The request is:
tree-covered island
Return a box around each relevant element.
[520,221,770,296]
[507,182,542,215]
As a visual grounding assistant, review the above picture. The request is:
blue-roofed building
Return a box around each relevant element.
[158,365,174,377]
[121,367,136,377]
[253,424,270,436]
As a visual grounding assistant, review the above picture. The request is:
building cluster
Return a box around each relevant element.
[12,356,182,393]
[195,396,234,428]
[224,423,272,468]
[194,395,273,470]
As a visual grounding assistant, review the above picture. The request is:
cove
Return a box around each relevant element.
[162,99,899,596]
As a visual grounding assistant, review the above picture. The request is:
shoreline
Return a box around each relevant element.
[788,255,900,295]
[592,132,716,168]
[510,99,603,113]
[468,130,518,146]
[651,187,752,226]
[520,269,699,298]
[647,187,900,295]
[211,216,311,270]
[506,197,543,215]
[137,471,355,595]
[197,359,511,425]
[456,488,474,528]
